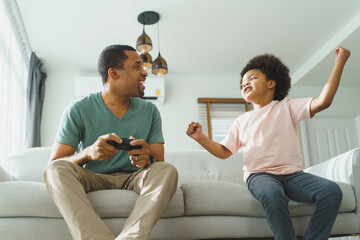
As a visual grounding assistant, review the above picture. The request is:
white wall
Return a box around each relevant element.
[289,85,360,117]
[41,71,78,147]
[41,71,360,152]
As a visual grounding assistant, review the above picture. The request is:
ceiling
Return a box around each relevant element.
[16,0,360,87]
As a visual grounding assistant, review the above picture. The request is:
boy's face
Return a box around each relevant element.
[241,69,275,103]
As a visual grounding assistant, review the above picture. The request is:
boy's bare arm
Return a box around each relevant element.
[186,122,232,159]
[310,46,351,117]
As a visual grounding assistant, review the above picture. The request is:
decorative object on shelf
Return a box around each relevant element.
[136,11,168,77]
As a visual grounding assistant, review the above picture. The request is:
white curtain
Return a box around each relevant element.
[0,0,31,160]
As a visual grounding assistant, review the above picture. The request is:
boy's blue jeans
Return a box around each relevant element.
[247,171,342,240]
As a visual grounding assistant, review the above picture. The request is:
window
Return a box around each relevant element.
[0,0,31,160]
[198,98,252,142]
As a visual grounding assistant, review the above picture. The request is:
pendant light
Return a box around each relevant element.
[152,52,168,77]
[136,11,158,71]
[136,25,152,53]
[152,22,168,77]
[136,11,168,76]
[140,52,153,71]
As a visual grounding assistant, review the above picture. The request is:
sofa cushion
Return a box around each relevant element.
[1,147,51,183]
[180,180,355,217]
[0,181,184,218]
[87,188,184,217]
[0,181,60,217]
[165,150,244,186]
[0,165,13,181]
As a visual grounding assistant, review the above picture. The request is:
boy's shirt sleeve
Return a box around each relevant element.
[287,97,314,123]
[220,117,242,154]
[55,101,83,148]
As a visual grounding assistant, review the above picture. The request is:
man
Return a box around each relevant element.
[44,45,178,240]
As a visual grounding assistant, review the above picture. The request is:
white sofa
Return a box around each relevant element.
[0,147,359,240]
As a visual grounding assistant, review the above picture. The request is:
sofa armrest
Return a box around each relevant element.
[0,164,14,182]
[305,148,360,229]
[304,148,360,184]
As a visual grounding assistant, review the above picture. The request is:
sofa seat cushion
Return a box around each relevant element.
[87,188,184,217]
[0,181,59,217]
[180,180,355,217]
[0,181,184,218]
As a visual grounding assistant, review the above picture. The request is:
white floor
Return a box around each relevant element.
[331,237,359,240]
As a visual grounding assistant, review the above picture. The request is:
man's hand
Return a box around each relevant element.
[85,133,121,161]
[128,136,151,168]
[186,122,204,140]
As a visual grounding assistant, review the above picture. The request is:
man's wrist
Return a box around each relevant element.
[144,156,156,167]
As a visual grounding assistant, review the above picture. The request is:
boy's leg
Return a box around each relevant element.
[44,160,115,240]
[247,173,297,240]
[284,171,342,240]
[116,162,178,240]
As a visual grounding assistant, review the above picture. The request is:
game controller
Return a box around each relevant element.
[106,138,142,151]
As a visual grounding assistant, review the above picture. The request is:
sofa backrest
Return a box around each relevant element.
[1,147,245,185]
[165,150,244,186]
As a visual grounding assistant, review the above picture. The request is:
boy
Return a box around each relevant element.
[187,46,351,239]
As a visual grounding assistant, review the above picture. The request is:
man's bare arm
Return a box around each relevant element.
[149,143,164,162]
[49,133,121,166]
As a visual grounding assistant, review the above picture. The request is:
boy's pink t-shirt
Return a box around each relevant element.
[220,97,313,181]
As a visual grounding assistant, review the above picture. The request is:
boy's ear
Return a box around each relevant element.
[267,80,276,89]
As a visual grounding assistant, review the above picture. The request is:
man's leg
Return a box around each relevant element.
[44,160,115,240]
[116,162,178,240]
[247,173,297,240]
[284,171,342,240]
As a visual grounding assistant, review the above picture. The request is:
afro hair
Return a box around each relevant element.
[240,54,291,101]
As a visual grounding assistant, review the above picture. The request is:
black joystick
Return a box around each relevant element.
[106,138,142,151]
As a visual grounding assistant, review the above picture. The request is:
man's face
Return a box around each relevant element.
[117,50,148,97]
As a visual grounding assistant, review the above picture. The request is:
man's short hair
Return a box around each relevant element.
[240,54,291,101]
[97,45,136,83]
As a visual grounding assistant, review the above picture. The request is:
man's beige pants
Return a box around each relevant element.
[44,160,178,240]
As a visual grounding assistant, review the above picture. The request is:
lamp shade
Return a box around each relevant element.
[136,29,152,53]
[152,52,168,77]
[140,52,153,71]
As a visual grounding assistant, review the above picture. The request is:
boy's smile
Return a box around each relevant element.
[242,84,253,94]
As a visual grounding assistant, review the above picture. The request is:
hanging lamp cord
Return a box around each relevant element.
[157,22,161,54]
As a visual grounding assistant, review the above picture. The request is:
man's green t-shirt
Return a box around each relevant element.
[55,92,164,173]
